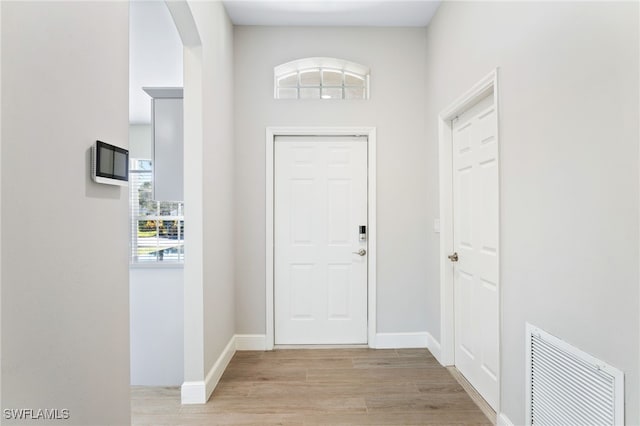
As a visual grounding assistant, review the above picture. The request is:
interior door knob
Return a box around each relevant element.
[448,252,459,262]
[352,249,367,256]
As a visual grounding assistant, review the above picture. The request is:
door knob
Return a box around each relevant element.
[448,252,459,262]
[352,249,367,256]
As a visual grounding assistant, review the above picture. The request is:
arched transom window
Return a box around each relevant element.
[274,57,370,100]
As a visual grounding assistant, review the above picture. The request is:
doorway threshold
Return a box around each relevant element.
[274,344,369,350]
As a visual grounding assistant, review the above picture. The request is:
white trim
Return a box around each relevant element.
[265,127,377,350]
[437,69,501,400]
[497,412,514,426]
[204,336,236,400]
[180,381,206,405]
[181,335,236,404]
[235,334,267,351]
[274,57,370,78]
[142,87,183,99]
[426,332,442,363]
[266,129,275,351]
[129,262,184,270]
[375,332,428,349]
[367,129,377,348]
[275,344,367,349]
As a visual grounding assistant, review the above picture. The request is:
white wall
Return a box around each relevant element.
[1,2,130,425]
[129,124,152,159]
[0,0,3,410]
[423,2,639,424]
[130,268,184,386]
[191,0,236,379]
[129,0,184,388]
[179,0,235,397]
[233,27,429,335]
[130,0,183,124]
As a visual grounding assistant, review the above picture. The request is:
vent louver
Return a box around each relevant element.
[526,324,624,426]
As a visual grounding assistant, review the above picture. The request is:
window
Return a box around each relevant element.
[129,159,184,264]
[274,57,370,100]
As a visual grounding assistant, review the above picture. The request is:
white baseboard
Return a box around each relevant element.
[235,334,266,351]
[181,334,268,404]
[180,380,206,405]
[497,412,515,426]
[374,332,428,349]
[204,336,236,399]
[235,332,437,351]
[181,335,236,404]
[425,332,442,363]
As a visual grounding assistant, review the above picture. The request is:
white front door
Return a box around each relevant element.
[452,93,499,410]
[274,135,368,345]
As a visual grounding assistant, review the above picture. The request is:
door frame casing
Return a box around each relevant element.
[266,127,377,350]
[437,69,501,403]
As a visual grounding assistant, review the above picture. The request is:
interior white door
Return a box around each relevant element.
[274,136,368,345]
[452,93,499,410]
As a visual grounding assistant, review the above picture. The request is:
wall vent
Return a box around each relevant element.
[526,323,624,426]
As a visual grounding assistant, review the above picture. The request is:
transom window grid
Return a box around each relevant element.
[129,159,184,264]
[275,67,369,100]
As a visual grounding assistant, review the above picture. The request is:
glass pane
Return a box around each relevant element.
[322,69,343,86]
[299,69,321,86]
[138,219,158,239]
[159,219,176,239]
[131,159,152,170]
[345,87,366,100]
[277,72,298,87]
[345,72,365,87]
[300,88,321,99]
[321,87,343,100]
[277,88,298,99]
[159,201,179,215]
[137,191,155,216]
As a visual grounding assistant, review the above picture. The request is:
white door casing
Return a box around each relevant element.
[274,136,368,344]
[452,93,499,410]
[438,69,500,412]
[266,127,377,350]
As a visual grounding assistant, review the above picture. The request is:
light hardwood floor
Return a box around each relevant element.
[131,348,493,425]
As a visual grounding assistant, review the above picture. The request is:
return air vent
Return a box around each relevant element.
[526,323,624,426]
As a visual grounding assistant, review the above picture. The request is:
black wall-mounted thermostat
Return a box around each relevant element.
[91,140,129,186]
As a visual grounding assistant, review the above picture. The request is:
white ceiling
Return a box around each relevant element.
[222,0,441,27]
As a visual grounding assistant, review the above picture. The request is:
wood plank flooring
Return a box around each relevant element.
[131,348,493,426]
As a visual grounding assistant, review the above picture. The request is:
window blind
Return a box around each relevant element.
[129,159,184,264]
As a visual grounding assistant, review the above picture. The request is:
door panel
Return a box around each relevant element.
[327,264,351,319]
[327,180,352,245]
[275,136,368,345]
[453,93,499,410]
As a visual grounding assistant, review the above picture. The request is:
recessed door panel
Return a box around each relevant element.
[327,264,351,319]
[328,180,352,245]
[291,180,315,245]
[290,264,315,320]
